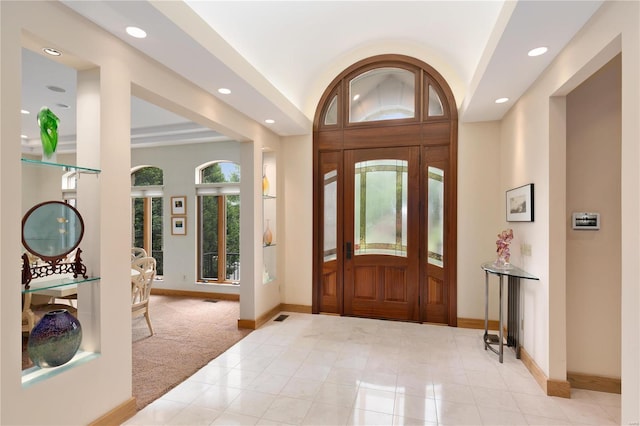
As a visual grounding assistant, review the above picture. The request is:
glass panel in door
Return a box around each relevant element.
[354,159,408,257]
[427,166,444,267]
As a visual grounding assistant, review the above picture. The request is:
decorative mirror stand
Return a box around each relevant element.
[21,249,87,289]
[21,201,88,289]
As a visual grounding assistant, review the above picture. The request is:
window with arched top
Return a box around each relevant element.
[313,55,458,326]
[131,166,164,275]
[195,161,241,284]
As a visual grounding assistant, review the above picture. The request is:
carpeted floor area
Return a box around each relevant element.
[21,293,252,411]
[132,294,252,410]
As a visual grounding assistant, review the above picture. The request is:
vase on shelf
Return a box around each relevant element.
[38,106,59,163]
[263,219,273,246]
[27,309,82,368]
[262,165,270,196]
[494,228,513,268]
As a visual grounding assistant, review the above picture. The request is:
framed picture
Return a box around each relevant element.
[506,183,534,222]
[171,216,187,235]
[572,212,600,230]
[171,196,186,215]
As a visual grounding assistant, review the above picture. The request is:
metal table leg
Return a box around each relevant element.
[484,271,489,350]
[499,274,504,363]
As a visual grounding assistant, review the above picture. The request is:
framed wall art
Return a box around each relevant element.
[171,196,186,215]
[506,183,534,222]
[171,216,187,235]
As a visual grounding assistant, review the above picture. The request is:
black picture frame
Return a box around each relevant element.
[506,183,534,222]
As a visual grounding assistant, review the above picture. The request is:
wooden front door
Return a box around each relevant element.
[342,147,420,321]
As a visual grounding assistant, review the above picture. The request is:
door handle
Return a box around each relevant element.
[346,242,352,259]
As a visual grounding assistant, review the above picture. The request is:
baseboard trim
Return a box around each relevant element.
[567,371,621,394]
[520,346,571,398]
[237,319,256,329]
[89,397,137,426]
[151,288,239,301]
[280,303,312,314]
[457,317,499,331]
[238,304,313,329]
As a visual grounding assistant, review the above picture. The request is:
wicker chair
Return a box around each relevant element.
[131,256,156,335]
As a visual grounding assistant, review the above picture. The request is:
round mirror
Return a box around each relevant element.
[22,201,84,261]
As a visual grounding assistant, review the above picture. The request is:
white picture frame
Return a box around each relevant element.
[171,216,187,235]
[171,196,186,215]
[572,212,600,230]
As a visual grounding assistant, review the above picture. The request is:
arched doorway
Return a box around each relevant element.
[312,55,458,325]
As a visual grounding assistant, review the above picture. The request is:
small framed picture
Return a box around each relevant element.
[171,196,186,215]
[171,216,186,235]
[506,183,534,222]
[572,212,600,230]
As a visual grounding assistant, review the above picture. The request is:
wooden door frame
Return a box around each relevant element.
[312,54,458,326]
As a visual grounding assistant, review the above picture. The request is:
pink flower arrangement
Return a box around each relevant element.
[495,229,514,266]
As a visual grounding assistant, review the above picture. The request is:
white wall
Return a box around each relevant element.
[566,55,621,378]
[280,134,313,306]
[2,3,133,423]
[498,1,638,421]
[457,122,503,320]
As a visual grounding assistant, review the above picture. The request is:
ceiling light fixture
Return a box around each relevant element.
[495,97,509,104]
[528,46,548,57]
[21,109,30,115]
[353,94,360,101]
[218,88,231,95]
[265,119,275,124]
[126,26,147,39]
[43,47,61,56]
[21,135,28,139]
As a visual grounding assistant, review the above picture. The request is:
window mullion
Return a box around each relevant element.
[217,196,226,281]
[143,197,152,255]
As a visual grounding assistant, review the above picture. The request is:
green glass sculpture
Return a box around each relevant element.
[38,107,60,157]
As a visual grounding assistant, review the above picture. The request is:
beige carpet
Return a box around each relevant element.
[132,294,251,410]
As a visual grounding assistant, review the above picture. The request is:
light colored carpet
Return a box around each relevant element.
[132,294,251,410]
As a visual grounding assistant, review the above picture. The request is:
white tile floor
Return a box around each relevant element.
[124,313,621,425]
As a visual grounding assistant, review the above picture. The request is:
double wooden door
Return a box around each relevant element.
[316,145,450,323]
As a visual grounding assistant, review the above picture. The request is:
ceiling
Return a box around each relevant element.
[21,0,604,153]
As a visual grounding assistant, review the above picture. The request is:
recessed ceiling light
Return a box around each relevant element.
[528,47,548,57]
[43,47,61,56]
[21,135,28,139]
[46,85,66,93]
[218,88,231,95]
[495,97,509,104]
[21,109,30,115]
[126,26,147,39]
[353,94,360,101]
[265,119,275,124]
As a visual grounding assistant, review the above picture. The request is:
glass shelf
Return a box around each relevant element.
[23,276,100,294]
[481,261,539,280]
[21,158,101,174]
[263,194,276,200]
[22,351,100,388]
[263,243,277,248]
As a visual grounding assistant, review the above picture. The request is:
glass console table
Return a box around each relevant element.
[481,262,539,363]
